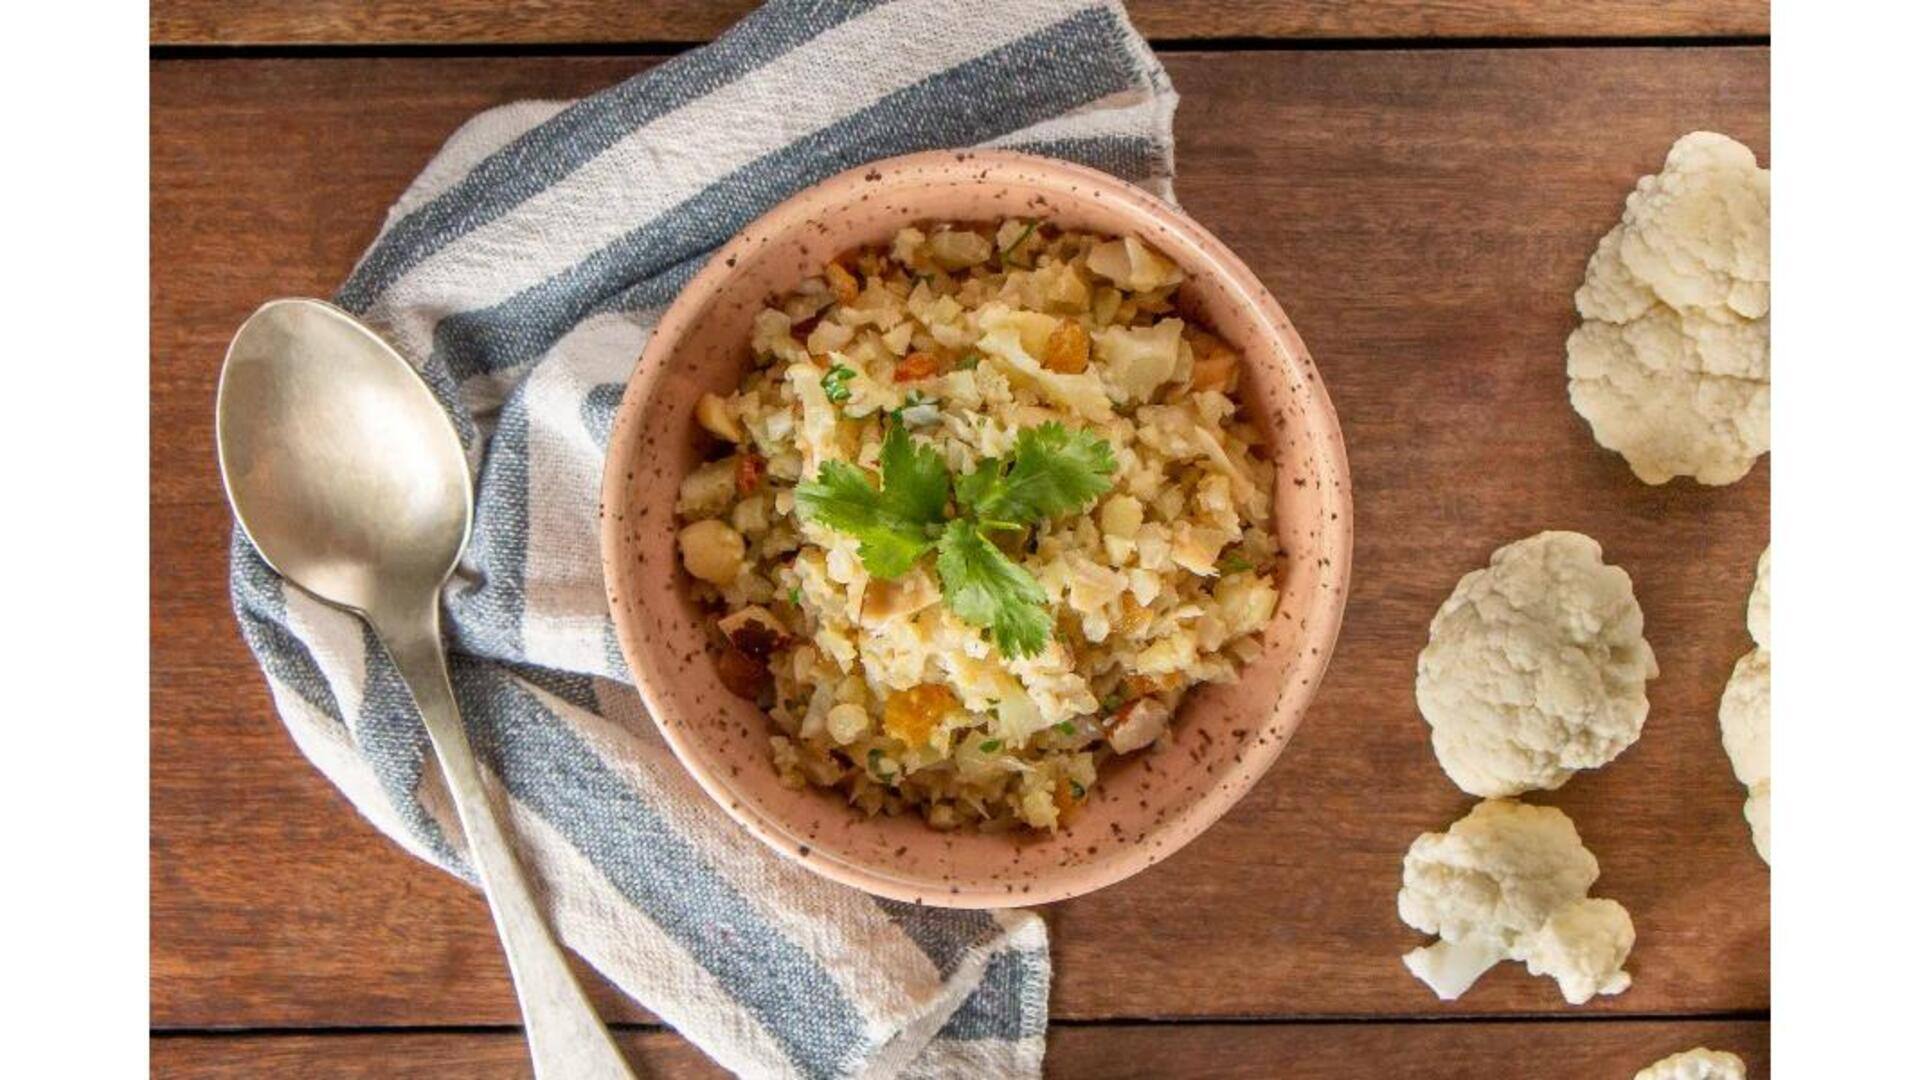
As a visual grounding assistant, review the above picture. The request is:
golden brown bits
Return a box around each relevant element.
[734,451,765,496]
[1042,319,1091,374]
[1187,329,1239,393]
[892,351,942,382]
[883,683,958,747]
[825,260,860,305]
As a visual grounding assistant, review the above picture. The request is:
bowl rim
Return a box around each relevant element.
[601,148,1353,907]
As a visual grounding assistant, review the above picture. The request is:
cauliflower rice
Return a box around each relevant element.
[674,220,1282,831]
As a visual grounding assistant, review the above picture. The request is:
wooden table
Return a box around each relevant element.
[151,3,1771,1076]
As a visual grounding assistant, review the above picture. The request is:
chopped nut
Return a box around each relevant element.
[716,605,791,661]
[678,519,745,585]
[695,392,743,442]
[1104,697,1171,754]
[1042,319,1091,373]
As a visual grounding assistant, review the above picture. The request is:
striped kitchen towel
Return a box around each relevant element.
[228,1,1177,1076]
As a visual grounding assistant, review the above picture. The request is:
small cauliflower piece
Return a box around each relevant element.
[1213,571,1280,639]
[1567,308,1769,486]
[1634,1048,1748,1080]
[1086,235,1185,293]
[826,703,871,745]
[1618,132,1770,320]
[1099,493,1144,538]
[1398,799,1633,1003]
[679,519,746,585]
[928,228,993,270]
[1416,531,1659,797]
[860,569,941,625]
[1095,318,1185,403]
[975,303,1114,421]
[675,457,738,520]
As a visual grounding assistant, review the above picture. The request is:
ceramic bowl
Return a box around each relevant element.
[601,150,1351,907]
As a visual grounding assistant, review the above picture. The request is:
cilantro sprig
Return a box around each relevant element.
[794,421,1115,657]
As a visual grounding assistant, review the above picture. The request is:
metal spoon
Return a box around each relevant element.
[216,298,636,1080]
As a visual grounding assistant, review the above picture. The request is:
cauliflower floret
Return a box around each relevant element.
[1094,318,1185,403]
[1634,1048,1748,1080]
[1719,548,1770,864]
[1398,799,1633,1003]
[1747,546,1770,651]
[975,303,1114,421]
[1566,132,1770,487]
[1617,131,1770,320]
[1416,531,1659,797]
[1720,649,1770,863]
[1567,308,1769,486]
[1517,897,1635,1004]
[1086,235,1185,293]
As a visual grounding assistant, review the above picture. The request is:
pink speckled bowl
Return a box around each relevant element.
[601,150,1350,907]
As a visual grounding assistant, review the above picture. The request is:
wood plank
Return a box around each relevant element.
[151,47,1769,1029]
[150,0,1771,48]
[151,1020,1772,1077]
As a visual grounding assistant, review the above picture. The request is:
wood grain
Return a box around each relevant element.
[151,1020,1772,1078]
[150,0,1771,47]
[151,47,1770,1031]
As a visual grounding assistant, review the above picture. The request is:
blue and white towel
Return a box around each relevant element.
[229,2,1177,1076]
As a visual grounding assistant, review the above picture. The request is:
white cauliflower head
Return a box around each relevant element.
[1567,307,1769,486]
[1398,799,1633,1004]
[1720,649,1770,864]
[1634,1047,1748,1080]
[1567,132,1770,487]
[1718,548,1771,865]
[1416,531,1659,797]
[1574,223,1657,325]
[1618,132,1771,321]
[1747,546,1770,650]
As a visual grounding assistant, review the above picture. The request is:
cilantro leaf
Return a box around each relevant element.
[876,422,951,523]
[935,521,1051,658]
[793,426,950,579]
[955,422,1116,527]
[820,364,855,404]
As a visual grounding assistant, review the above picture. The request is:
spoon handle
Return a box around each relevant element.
[378,604,637,1080]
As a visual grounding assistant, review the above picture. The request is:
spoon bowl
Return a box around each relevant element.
[217,299,470,615]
